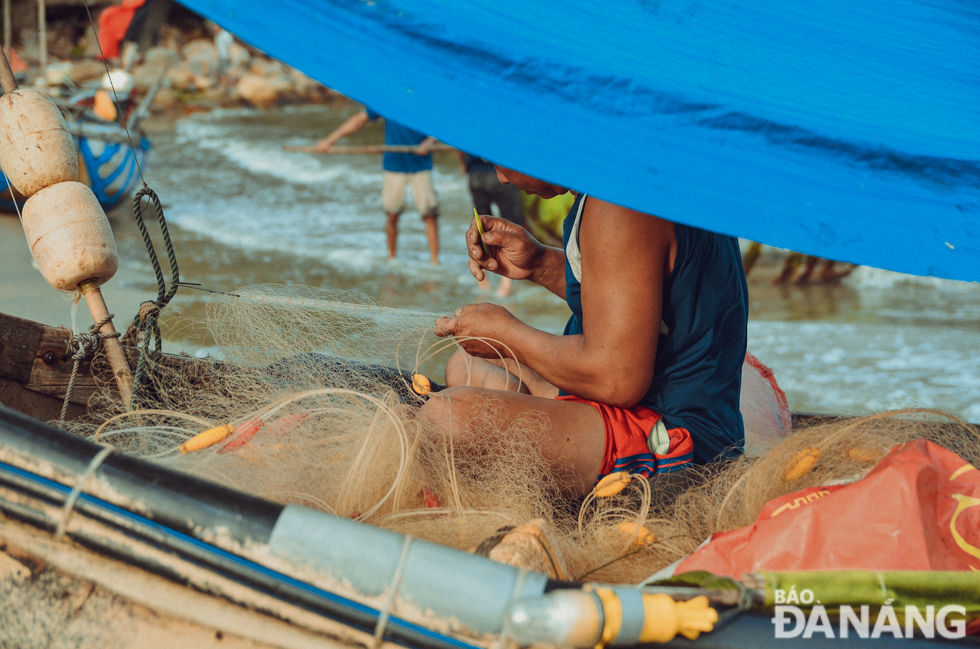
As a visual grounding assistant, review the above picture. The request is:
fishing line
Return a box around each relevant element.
[83,1,148,187]
[54,445,113,540]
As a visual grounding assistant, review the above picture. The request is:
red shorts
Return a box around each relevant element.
[556,395,694,483]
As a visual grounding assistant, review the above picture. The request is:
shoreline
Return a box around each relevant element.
[0,216,149,331]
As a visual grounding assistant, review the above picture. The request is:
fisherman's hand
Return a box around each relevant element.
[467,216,545,282]
[415,137,436,155]
[434,303,527,364]
[314,138,334,153]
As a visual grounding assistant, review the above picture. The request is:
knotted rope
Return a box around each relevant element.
[129,185,180,409]
[60,315,121,425]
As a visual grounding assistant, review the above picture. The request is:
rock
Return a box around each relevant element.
[132,64,165,92]
[181,39,220,80]
[166,68,195,92]
[226,42,251,67]
[143,46,181,68]
[151,88,179,111]
[132,47,181,92]
[182,39,218,61]
[249,59,287,78]
[290,70,322,98]
[193,75,215,90]
[69,60,108,84]
[236,74,292,108]
[202,87,228,104]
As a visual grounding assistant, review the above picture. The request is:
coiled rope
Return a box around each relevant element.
[129,185,181,409]
[60,314,121,425]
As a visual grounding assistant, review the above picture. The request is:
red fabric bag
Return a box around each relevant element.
[677,439,980,576]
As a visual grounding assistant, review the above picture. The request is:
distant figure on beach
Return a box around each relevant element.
[742,241,858,284]
[98,0,169,65]
[457,153,524,297]
[316,109,440,265]
[421,165,748,497]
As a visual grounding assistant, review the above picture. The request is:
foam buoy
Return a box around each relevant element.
[0,49,132,406]
[0,88,78,196]
[22,181,117,291]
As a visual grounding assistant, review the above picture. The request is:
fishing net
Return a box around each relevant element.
[65,285,980,585]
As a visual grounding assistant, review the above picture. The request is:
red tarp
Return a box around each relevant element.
[677,439,980,576]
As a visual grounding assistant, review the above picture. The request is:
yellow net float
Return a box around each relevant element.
[782,447,821,482]
[615,521,657,548]
[593,471,633,498]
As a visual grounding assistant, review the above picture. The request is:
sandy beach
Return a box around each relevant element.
[0,215,150,332]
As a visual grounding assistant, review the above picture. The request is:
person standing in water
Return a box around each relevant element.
[421,165,748,497]
[457,153,524,297]
[316,109,441,265]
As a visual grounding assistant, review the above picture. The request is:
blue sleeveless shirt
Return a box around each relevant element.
[562,194,748,464]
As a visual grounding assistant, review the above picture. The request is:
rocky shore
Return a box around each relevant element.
[9,8,340,114]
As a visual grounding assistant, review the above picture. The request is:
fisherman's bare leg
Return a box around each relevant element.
[386,213,400,259]
[445,349,558,397]
[423,214,440,265]
[795,255,821,284]
[411,171,440,265]
[417,387,605,497]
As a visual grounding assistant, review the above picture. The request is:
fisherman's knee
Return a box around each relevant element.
[445,349,471,387]
[416,387,484,439]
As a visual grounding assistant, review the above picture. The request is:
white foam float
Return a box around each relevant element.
[22,181,117,292]
[0,89,78,196]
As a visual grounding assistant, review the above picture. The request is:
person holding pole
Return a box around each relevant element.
[316,109,440,265]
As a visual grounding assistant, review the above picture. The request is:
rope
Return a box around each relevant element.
[81,3,178,410]
[59,314,121,425]
[128,185,181,409]
[372,535,413,649]
[82,1,147,186]
[54,445,114,541]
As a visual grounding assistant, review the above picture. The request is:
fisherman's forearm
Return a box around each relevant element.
[528,246,566,298]
[319,111,369,147]
[501,326,637,405]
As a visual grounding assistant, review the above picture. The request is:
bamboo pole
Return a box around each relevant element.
[37,0,46,71]
[0,29,16,92]
[80,280,134,405]
[3,0,11,56]
[284,144,456,155]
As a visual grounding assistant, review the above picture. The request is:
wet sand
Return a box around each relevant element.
[0,216,149,331]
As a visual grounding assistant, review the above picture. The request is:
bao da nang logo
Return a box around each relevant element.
[771,588,967,639]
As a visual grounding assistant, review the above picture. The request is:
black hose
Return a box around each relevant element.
[0,406,477,649]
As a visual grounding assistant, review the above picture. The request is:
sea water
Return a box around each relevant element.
[110,105,979,423]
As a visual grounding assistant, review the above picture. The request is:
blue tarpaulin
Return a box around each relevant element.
[180,0,979,281]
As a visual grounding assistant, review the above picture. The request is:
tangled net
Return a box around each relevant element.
[67,285,980,584]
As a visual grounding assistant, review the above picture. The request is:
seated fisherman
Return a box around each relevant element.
[423,166,748,497]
